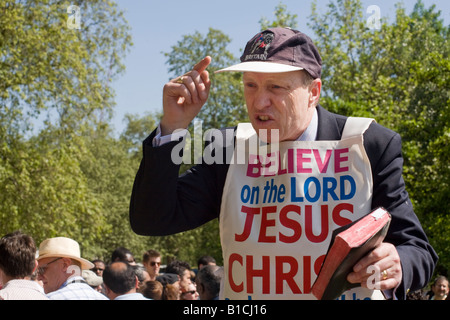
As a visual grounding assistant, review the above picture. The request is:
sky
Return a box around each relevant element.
[110,0,450,134]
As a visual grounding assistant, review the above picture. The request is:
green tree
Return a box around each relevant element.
[0,125,107,254]
[77,118,151,259]
[0,0,132,133]
[121,112,161,157]
[309,0,449,274]
[0,0,132,255]
[260,1,298,30]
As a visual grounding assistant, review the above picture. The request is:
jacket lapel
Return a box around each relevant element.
[316,105,347,141]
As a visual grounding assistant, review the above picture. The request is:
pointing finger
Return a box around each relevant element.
[193,56,212,74]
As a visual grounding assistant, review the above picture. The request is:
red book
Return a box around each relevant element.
[312,207,391,300]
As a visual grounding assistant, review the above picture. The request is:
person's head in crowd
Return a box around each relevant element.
[0,231,49,300]
[0,231,37,283]
[165,260,192,293]
[196,265,223,300]
[91,259,106,277]
[102,261,140,300]
[111,247,136,265]
[156,273,179,286]
[132,264,150,290]
[164,283,180,300]
[142,249,161,280]
[82,269,103,292]
[180,282,199,300]
[197,255,216,270]
[156,273,181,300]
[140,280,163,300]
[36,237,94,294]
[431,275,449,300]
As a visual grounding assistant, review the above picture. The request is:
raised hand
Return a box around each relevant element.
[160,56,212,135]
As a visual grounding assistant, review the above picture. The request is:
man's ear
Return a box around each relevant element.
[61,258,71,271]
[61,258,81,276]
[32,260,39,273]
[309,78,322,107]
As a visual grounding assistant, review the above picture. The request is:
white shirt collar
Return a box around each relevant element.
[297,107,318,141]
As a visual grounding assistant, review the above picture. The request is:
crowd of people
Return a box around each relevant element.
[0,230,447,300]
[0,231,223,300]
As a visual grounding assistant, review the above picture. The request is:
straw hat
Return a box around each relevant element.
[37,237,94,270]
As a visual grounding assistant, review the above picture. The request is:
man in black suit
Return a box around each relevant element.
[129,28,437,299]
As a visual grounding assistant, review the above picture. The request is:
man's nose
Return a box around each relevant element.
[253,90,272,110]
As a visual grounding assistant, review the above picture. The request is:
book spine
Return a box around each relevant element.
[312,236,350,299]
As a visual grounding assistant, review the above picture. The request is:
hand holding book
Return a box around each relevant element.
[347,241,402,291]
[312,207,403,300]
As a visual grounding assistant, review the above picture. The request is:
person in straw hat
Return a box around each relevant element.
[37,236,108,300]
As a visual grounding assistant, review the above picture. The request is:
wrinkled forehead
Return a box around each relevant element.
[243,70,305,83]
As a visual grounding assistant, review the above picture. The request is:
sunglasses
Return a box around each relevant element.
[183,290,197,295]
[37,257,62,275]
[150,261,161,267]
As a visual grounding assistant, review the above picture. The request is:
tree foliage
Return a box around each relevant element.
[0,0,131,132]
[0,0,133,258]
[260,1,299,30]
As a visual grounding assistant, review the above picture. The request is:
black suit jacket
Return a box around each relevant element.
[129,105,437,299]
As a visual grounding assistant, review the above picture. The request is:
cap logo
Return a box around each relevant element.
[245,31,274,61]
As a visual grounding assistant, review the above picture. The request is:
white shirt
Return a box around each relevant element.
[0,279,49,300]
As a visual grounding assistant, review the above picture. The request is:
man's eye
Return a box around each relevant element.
[271,85,284,90]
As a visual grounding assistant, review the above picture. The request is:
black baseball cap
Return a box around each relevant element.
[156,273,179,285]
[216,27,322,78]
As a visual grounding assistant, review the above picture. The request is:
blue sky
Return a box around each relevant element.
[111,0,450,134]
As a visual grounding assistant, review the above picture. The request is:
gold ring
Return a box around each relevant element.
[176,76,185,84]
[382,269,388,280]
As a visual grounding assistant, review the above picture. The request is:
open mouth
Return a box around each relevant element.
[256,114,275,123]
